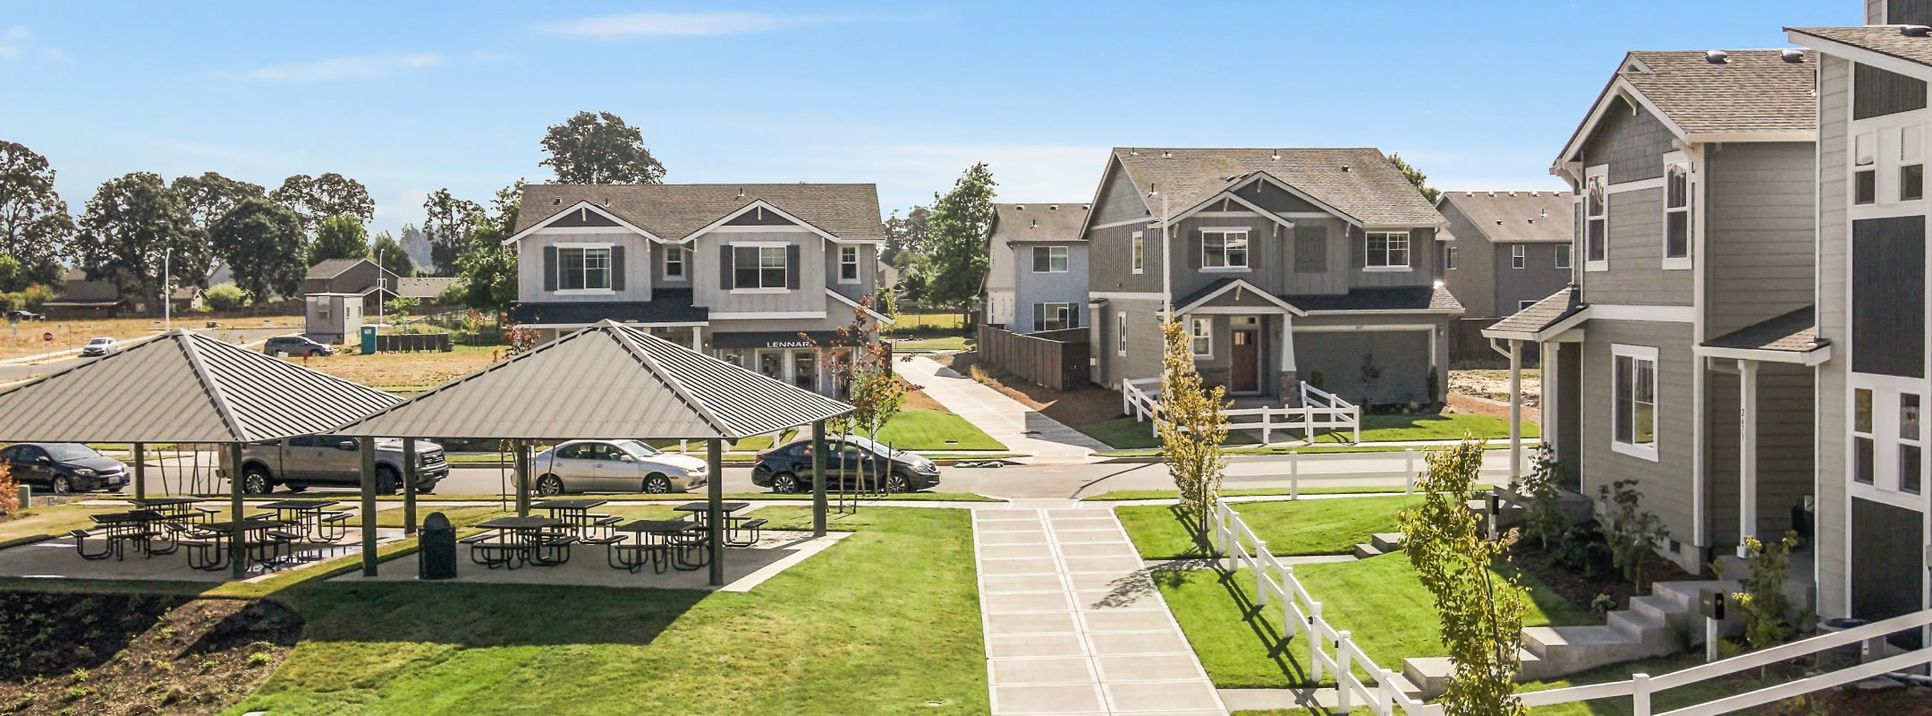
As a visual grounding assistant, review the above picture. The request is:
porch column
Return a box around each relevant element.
[1738,359,1759,556]
[229,443,245,580]
[812,420,828,537]
[402,438,418,536]
[1279,314,1298,401]
[690,327,703,352]
[1541,343,1560,450]
[1508,339,1523,485]
[514,440,530,517]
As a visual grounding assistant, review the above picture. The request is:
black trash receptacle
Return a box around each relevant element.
[419,512,457,580]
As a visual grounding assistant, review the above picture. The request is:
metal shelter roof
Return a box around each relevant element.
[0,330,400,443]
[337,320,854,441]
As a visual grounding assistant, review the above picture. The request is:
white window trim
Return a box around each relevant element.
[1131,232,1145,274]
[1032,245,1070,274]
[1444,245,1458,271]
[1902,391,1923,495]
[1200,228,1251,272]
[1189,317,1213,358]
[1555,244,1572,270]
[1363,230,1412,272]
[1510,244,1526,270]
[1584,165,1610,273]
[1116,312,1128,357]
[1661,152,1694,271]
[555,242,615,295]
[1610,343,1659,462]
[662,246,688,282]
[837,245,861,284]
[1038,302,1074,331]
[729,242,790,293]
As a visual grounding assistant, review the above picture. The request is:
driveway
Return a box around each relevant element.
[898,355,1108,464]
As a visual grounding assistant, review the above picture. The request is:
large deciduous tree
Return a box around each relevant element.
[74,172,199,311]
[882,205,929,268]
[172,171,265,284]
[1389,153,1440,204]
[423,188,483,276]
[0,140,75,287]
[310,214,370,264]
[920,163,997,322]
[271,172,375,233]
[453,214,517,316]
[211,197,307,302]
[371,231,415,277]
[539,111,666,185]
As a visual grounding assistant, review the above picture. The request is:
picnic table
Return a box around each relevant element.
[607,519,690,573]
[73,510,167,560]
[673,501,765,547]
[200,517,299,572]
[130,497,209,523]
[471,516,573,568]
[259,500,347,543]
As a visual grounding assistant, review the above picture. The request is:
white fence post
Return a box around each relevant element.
[1632,673,1651,716]
[1336,630,1353,712]
[1376,667,1399,716]
[1289,451,1300,500]
[1353,405,1362,443]
[1307,601,1324,683]
[1252,541,1270,607]
[1280,565,1298,638]
[1404,449,1416,478]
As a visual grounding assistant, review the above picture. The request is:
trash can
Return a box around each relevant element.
[360,325,378,355]
[418,512,457,580]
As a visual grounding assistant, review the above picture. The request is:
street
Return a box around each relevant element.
[0,323,296,384]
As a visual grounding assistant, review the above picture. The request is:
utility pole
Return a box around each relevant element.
[162,247,171,330]
[1154,190,1172,318]
[374,245,384,351]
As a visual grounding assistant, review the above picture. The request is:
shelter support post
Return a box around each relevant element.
[360,437,378,577]
[402,438,418,536]
[514,440,530,517]
[133,442,145,501]
[229,443,245,580]
[1508,339,1523,484]
[812,420,827,537]
[707,439,725,586]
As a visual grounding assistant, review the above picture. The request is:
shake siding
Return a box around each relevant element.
[1587,187,1694,305]
[1817,54,1853,619]
[1580,319,1700,571]
[1704,142,1819,337]
[1091,165,1150,224]
[1013,243,1090,331]
[1707,364,1817,549]
[1582,98,1675,185]
[1232,179,1326,214]
[1437,200,1499,317]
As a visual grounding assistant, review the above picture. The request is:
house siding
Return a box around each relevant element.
[692,230,827,314]
[823,243,877,303]
[1092,297,1165,388]
[1817,54,1852,619]
[1579,319,1701,572]
[516,230,654,304]
[1013,243,1090,332]
[1585,186,1693,306]
[1088,223,1161,295]
[1582,96,1675,185]
[1091,162,1151,225]
[1438,199,1499,318]
[1493,243,1570,317]
[1704,142,1818,338]
[1707,364,1816,552]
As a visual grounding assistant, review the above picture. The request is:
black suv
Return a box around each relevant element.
[264,336,335,357]
[2,443,129,494]
[750,437,941,494]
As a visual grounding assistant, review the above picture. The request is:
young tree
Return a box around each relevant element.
[540,111,667,185]
[453,214,518,316]
[1156,319,1229,542]
[310,214,370,263]
[211,196,307,302]
[173,171,266,285]
[1389,153,1440,204]
[423,188,483,275]
[74,172,199,310]
[0,140,75,287]
[1399,437,1531,716]
[270,172,375,232]
[921,163,997,323]
[371,231,415,277]
[813,296,906,498]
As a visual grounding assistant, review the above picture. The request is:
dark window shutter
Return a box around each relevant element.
[1070,306,1080,329]
[543,246,558,291]
[720,245,733,289]
[1350,231,1366,269]
[1032,303,1044,330]
[1188,230,1202,269]
[610,245,626,291]
[786,244,801,289]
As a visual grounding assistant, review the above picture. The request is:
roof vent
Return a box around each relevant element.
[1540,208,1549,218]
[1906,25,1932,38]
[1030,219,1038,228]
[736,188,746,199]
[1160,150,1172,158]
[551,198,562,205]
[1706,50,1729,64]
[1081,204,1090,210]
[1128,147,1139,156]
[1341,164,1351,172]
[1049,204,1059,210]
[1781,48,1807,63]
[1270,149,1280,161]
[1015,204,1025,211]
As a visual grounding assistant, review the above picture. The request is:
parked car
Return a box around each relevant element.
[5,310,45,321]
[751,436,941,494]
[263,335,335,357]
[235,436,448,494]
[530,439,709,495]
[1,442,129,494]
[78,337,118,356]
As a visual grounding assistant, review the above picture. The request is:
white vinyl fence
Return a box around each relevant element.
[1122,378,1361,444]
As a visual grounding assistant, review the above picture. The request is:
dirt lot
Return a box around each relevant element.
[936,351,1121,427]
[280,344,503,392]
[0,316,302,360]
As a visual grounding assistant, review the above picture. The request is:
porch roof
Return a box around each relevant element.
[1483,286,1586,342]
[1282,286,1462,314]
[1697,306,1830,365]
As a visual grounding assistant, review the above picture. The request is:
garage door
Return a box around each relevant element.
[1294,330,1431,406]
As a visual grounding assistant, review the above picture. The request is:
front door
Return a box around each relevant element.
[1231,330,1259,393]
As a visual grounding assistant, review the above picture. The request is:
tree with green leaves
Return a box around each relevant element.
[1399,437,1530,716]
[453,214,518,316]
[310,214,369,264]
[173,171,266,285]
[371,231,415,277]
[1156,319,1230,542]
[74,172,199,311]
[882,205,930,267]
[1389,153,1440,204]
[812,296,906,501]
[490,179,525,234]
[423,188,483,275]
[920,163,997,323]
[270,173,375,232]
[540,111,666,185]
[0,140,75,288]
[212,197,306,302]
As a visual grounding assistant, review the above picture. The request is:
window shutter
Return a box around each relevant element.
[1188,230,1202,269]
[786,244,801,289]
[1069,306,1080,329]
[543,246,558,291]
[720,245,733,288]
[1033,303,1045,331]
[1350,231,1365,269]
[610,245,626,291]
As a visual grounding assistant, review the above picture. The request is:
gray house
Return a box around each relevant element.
[982,202,1091,332]
[1485,49,1819,576]
[303,258,399,316]
[1436,191,1574,364]
[1082,147,1459,406]
[504,183,888,396]
[1788,6,1932,628]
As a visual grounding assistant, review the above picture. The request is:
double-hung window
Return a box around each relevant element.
[1856,132,1878,205]
[1903,125,1924,202]
[1584,168,1608,268]
[1201,230,1249,269]
[663,247,687,281]
[1903,393,1922,494]
[1116,312,1128,356]
[1855,388,1876,485]
[838,246,860,283]
[1032,245,1069,273]
[733,245,787,290]
[1189,318,1212,357]
[1443,246,1458,271]
[1131,232,1144,274]
[1365,231,1410,269]
[1555,244,1572,269]
[1510,245,1526,269]
[559,245,613,291]
[1611,344,1658,460]
[1663,156,1692,267]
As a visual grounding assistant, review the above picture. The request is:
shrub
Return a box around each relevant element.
[1599,479,1669,587]
[1517,443,1567,550]
[203,283,247,310]
[1427,366,1442,404]
[1726,531,1801,650]
[0,464,17,515]
[1590,593,1617,616]
[18,284,54,311]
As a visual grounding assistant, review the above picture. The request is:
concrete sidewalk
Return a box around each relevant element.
[900,356,1108,464]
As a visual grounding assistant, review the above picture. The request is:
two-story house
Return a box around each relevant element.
[1436,191,1574,364]
[1789,3,1932,626]
[1082,147,1459,406]
[1485,49,1820,575]
[982,202,1091,332]
[504,183,889,396]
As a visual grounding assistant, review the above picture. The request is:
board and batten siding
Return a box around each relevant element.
[691,230,826,314]
[1579,319,1701,572]
[822,243,876,303]
[1703,142,1818,338]
[1816,54,1852,619]
[1706,364,1816,550]
[516,230,653,304]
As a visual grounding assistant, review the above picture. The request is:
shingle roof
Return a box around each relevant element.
[1484,287,1585,338]
[514,183,885,241]
[991,203,1090,243]
[0,331,399,443]
[1439,191,1573,244]
[1282,286,1463,314]
[1618,50,1819,136]
[1110,148,1442,226]
[397,277,459,299]
[307,258,376,280]
[338,320,852,440]
[1789,26,1932,70]
[1703,306,1827,353]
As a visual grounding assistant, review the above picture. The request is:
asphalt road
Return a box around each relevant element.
[0,324,296,383]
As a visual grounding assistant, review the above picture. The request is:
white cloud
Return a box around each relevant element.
[537,11,850,38]
[239,52,445,82]
[0,27,62,62]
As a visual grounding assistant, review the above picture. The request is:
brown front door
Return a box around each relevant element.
[1231,330,1259,393]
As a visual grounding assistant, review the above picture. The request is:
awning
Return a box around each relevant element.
[708,331,857,350]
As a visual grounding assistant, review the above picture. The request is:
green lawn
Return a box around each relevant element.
[1116,495,1423,559]
[891,336,972,352]
[231,506,987,714]
[1160,556,1592,688]
[1080,412,1536,450]
[1080,486,1410,501]
[863,408,1007,451]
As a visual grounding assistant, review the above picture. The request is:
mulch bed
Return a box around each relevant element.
[1502,529,1693,613]
[935,352,1121,427]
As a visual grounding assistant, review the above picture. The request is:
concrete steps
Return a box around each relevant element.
[1371,533,1404,552]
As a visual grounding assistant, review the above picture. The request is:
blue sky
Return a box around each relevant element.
[0,1,1857,238]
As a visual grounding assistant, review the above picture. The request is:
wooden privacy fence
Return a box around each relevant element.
[975,324,1089,390]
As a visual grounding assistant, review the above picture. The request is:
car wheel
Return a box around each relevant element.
[536,474,565,496]
[376,467,402,495]
[643,474,673,494]
[240,466,273,495]
[50,475,71,495]
[885,472,911,494]
[771,472,800,494]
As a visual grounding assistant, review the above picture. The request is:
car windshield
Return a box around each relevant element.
[615,440,661,458]
[42,443,101,461]
[86,338,111,345]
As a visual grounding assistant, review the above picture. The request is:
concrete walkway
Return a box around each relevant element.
[900,356,1108,464]
[974,504,1226,715]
